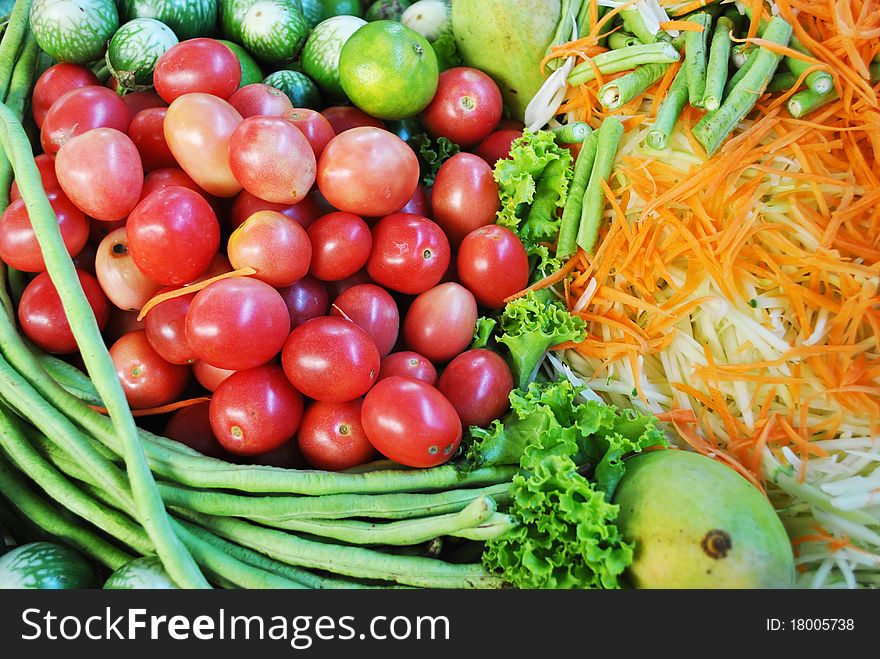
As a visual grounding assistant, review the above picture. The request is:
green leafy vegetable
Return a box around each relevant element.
[470,316,498,350]
[526,243,563,284]
[497,289,586,389]
[493,129,572,247]
[431,33,462,71]
[475,379,668,589]
[408,133,460,186]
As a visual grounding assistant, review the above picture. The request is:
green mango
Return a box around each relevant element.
[451,0,560,122]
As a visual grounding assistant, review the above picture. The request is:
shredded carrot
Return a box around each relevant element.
[137,267,257,321]
[503,255,579,303]
[658,20,705,32]
[89,397,211,417]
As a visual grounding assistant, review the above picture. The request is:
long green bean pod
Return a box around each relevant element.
[787,62,880,117]
[598,61,669,110]
[724,44,759,96]
[684,13,712,108]
[556,130,598,259]
[0,103,209,589]
[0,0,31,101]
[766,70,801,93]
[646,62,689,150]
[702,16,733,111]
[620,7,655,44]
[730,43,749,68]
[567,42,680,87]
[551,121,592,143]
[0,28,38,211]
[0,454,132,569]
[576,116,624,254]
[693,17,793,155]
[723,6,745,35]
[0,489,35,544]
[607,31,641,51]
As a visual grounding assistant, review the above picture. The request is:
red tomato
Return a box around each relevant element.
[163,402,230,459]
[278,275,329,329]
[186,277,291,371]
[193,360,235,392]
[55,128,144,222]
[228,115,316,204]
[431,153,499,247]
[127,107,177,171]
[361,376,462,468]
[228,83,293,118]
[109,330,190,409]
[330,283,399,358]
[41,86,130,157]
[230,189,321,231]
[32,63,100,128]
[317,127,419,217]
[366,212,450,295]
[420,67,503,147]
[95,227,163,311]
[283,108,335,159]
[457,225,530,309]
[18,269,110,354]
[164,93,243,197]
[321,106,384,133]
[227,210,312,287]
[399,184,430,217]
[0,191,88,272]
[9,154,59,202]
[322,268,373,300]
[403,282,477,364]
[120,90,167,119]
[209,364,304,455]
[437,349,513,427]
[297,399,377,471]
[377,351,438,386]
[127,186,220,286]
[474,129,521,166]
[143,290,197,364]
[153,38,242,102]
[306,211,372,282]
[281,316,380,403]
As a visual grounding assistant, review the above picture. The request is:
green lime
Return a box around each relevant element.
[301,14,367,101]
[338,20,438,120]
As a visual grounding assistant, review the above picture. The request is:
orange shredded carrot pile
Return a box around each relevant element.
[552,1,880,487]
[89,397,210,417]
[137,267,257,321]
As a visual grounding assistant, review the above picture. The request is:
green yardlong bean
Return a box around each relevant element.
[702,16,733,111]
[646,62,689,150]
[576,116,624,254]
[567,42,680,87]
[684,13,712,108]
[598,61,669,110]
[556,130,598,259]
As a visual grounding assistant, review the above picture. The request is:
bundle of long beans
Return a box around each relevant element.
[0,0,516,589]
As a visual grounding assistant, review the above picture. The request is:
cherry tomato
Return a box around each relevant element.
[281,316,380,403]
[163,402,229,459]
[298,398,377,470]
[317,127,419,217]
[109,330,190,409]
[320,106,384,133]
[95,227,163,311]
[399,184,430,217]
[55,128,144,222]
[306,211,372,282]
[322,268,373,300]
[10,154,60,202]
[209,364,304,455]
[228,83,293,118]
[403,282,477,364]
[72,240,98,276]
[143,290,197,365]
[431,153,499,247]
[361,376,462,468]
[457,225,530,309]
[164,93,243,197]
[127,186,220,286]
[18,269,110,354]
[193,360,235,392]
[186,277,290,371]
[120,89,167,119]
[278,275,329,329]
[330,283,399,358]
[420,67,503,147]
[103,308,146,344]
[153,38,242,102]
[127,107,177,171]
[283,108,335,159]
[140,167,225,221]
[41,86,130,157]
[0,191,88,272]
[227,210,312,287]
[366,212,450,295]
[474,129,521,166]
[32,63,100,129]
[230,189,320,231]
[437,349,513,427]
[378,351,438,386]
[228,115,316,204]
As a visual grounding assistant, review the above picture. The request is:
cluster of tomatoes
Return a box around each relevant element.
[0,37,531,471]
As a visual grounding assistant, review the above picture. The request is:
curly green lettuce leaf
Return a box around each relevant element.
[493,129,572,243]
[526,243,563,284]
[409,133,460,186]
[431,33,462,71]
[470,316,498,350]
[498,289,586,389]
